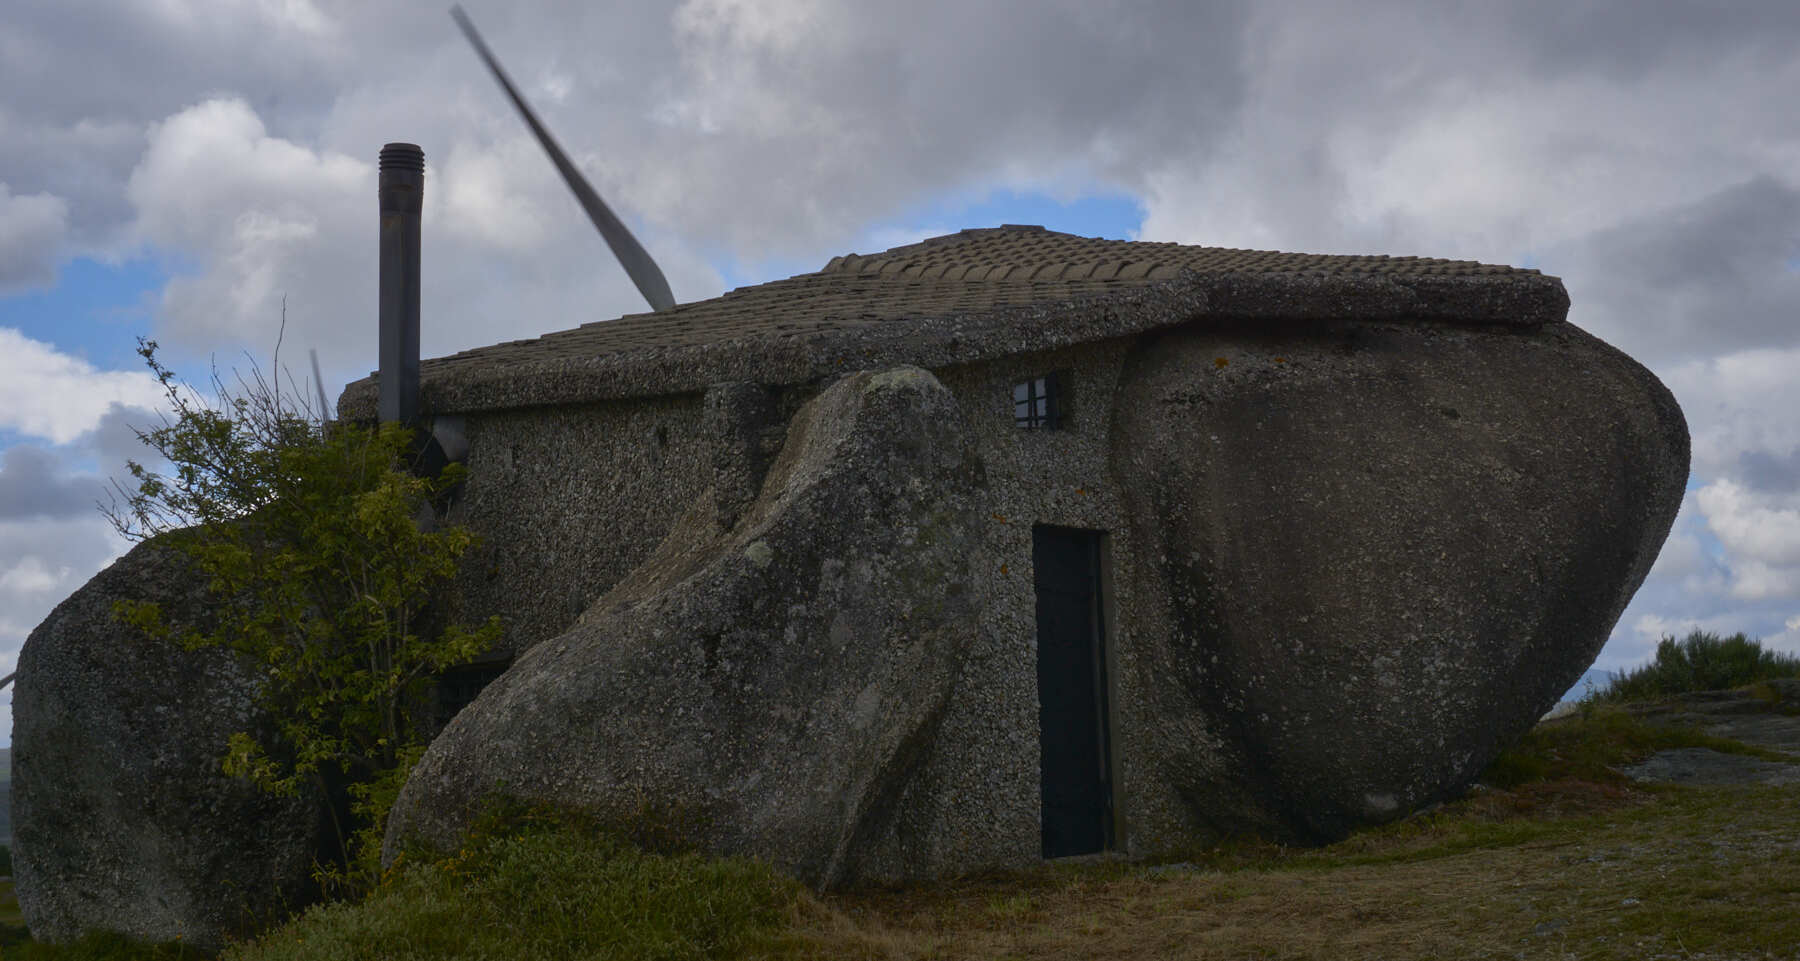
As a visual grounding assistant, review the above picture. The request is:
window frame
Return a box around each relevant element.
[1013,371,1066,430]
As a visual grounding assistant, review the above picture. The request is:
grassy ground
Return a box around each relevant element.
[787,783,1799,960]
[782,700,1800,960]
[3,704,1796,961]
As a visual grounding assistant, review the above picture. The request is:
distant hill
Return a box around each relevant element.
[1561,667,1617,703]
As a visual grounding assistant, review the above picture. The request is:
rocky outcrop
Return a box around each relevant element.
[11,537,328,951]
[1111,319,1688,844]
[1622,680,1800,784]
[384,367,991,887]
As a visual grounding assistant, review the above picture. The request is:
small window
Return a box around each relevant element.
[1014,373,1065,430]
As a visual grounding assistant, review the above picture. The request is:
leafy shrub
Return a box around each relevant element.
[106,338,501,886]
[1591,629,1800,703]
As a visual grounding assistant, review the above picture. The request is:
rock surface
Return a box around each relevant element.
[1622,681,1800,785]
[1110,318,1689,843]
[11,537,327,951]
[384,367,990,887]
[1621,748,1800,786]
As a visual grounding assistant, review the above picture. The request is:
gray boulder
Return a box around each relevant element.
[385,366,990,887]
[11,537,328,951]
[1111,319,1688,843]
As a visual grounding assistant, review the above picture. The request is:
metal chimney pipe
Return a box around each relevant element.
[378,142,424,426]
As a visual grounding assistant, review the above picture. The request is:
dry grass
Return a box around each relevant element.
[784,782,1800,961]
[777,706,1800,960]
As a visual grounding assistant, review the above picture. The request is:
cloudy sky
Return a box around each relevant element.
[3,0,1798,744]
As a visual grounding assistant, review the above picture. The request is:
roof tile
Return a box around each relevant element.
[339,226,1563,416]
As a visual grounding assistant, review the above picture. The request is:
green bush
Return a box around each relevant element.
[106,338,501,886]
[220,817,797,961]
[1591,629,1800,703]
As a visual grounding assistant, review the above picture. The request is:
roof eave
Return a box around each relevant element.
[336,270,1568,419]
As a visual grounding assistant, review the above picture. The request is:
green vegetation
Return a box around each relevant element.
[1480,700,1793,790]
[222,814,796,961]
[2,701,1796,960]
[0,930,205,961]
[105,338,501,884]
[0,813,798,961]
[1587,628,1800,703]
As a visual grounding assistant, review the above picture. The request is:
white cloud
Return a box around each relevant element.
[1694,479,1800,591]
[0,555,66,596]
[127,98,370,349]
[0,328,165,444]
[1136,4,1800,385]
[1721,560,1800,602]
[1661,347,1800,480]
[0,183,69,291]
[1765,614,1800,656]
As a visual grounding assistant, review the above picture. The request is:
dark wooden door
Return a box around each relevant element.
[1033,525,1113,858]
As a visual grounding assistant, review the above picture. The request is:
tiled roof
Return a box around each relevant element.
[339,226,1566,417]
[822,225,1532,281]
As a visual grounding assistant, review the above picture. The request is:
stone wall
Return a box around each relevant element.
[428,337,1167,879]
[443,392,712,655]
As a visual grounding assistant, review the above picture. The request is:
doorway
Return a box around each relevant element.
[1033,525,1115,858]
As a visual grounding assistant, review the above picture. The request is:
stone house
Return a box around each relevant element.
[14,225,1687,947]
[336,224,1685,882]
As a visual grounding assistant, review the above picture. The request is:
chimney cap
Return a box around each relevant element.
[379,142,425,173]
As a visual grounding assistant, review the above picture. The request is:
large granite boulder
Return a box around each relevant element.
[11,537,329,950]
[385,366,990,887]
[1112,319,1688,844]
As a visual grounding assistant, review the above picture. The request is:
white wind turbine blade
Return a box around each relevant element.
[450,5,677,313]
[309,349,331,425]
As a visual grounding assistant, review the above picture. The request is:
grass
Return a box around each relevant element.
[782,784,1800,960]
[0,814,796,961]
[4,661,1798,960]
[0,930,205,961]
[1482,701,1797,790]
[220,815,798,961]
[777,704,1800,960]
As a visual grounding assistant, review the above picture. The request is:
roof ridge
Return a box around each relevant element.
[812,227,1536,286]
[823,224,1080,274]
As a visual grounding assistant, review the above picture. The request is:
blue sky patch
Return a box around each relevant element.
[0,257,165,372]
